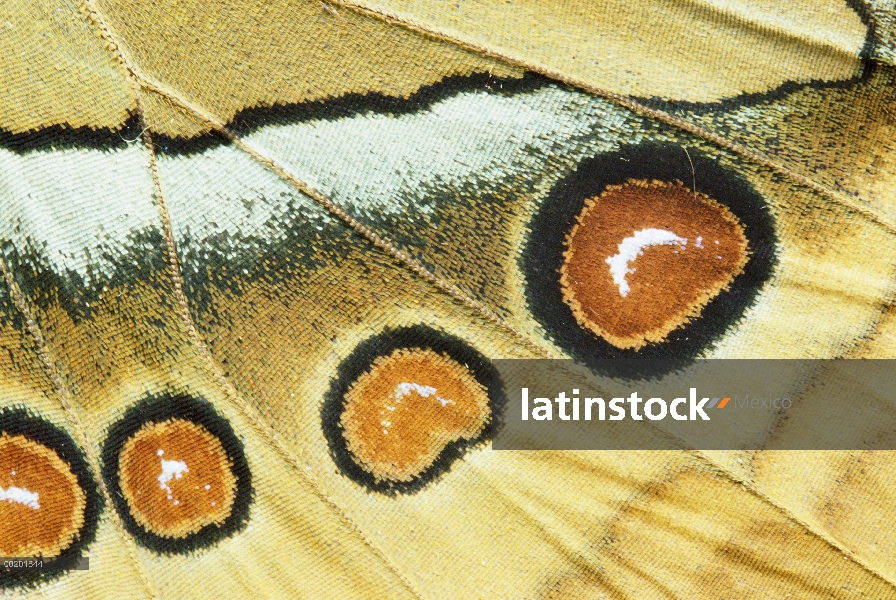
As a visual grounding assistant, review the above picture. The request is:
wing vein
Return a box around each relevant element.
[59,2,436,595]
[135,90,430,600]
[0,256,159,598]
[58,0,896,593]
[132,72,896,594]
[323,0,896,237]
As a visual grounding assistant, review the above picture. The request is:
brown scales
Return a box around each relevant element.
[560,179,748,350]
[119,420,237,539]
[341,348,490,482]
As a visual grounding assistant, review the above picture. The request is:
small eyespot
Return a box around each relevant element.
[101,394,252,554]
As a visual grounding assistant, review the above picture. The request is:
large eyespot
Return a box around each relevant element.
[0,409,101,588]
[523,143,776,370]
[101,394,252,554]
[322,325,502,494]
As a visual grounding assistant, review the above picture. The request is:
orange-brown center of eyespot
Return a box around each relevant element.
[0,434,86,557]
[119,420,236,538]
[341,348,490,482]
[561,179,748,350]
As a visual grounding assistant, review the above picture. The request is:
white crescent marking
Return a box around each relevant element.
[605,228,687,297]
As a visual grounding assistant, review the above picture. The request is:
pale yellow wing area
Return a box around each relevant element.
[335,0,896,227]
[143,109,896,598]
[345,0,868,102]
[1,0,519,138]
[2,0,896,598]
[0,0,134,133]
[679,57,896,225]
[107,0,520,137]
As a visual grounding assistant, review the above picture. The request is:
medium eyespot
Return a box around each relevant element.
[101,394,251,553]
[322,325,502,494]
[523,143,776,370]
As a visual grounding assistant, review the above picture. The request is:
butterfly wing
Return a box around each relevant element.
[1,0,895,598]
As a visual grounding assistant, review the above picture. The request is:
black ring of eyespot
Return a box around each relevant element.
[100,393,253,554]
[0,408,102,589]
[321,324,505,495]
[522,143,778,378]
